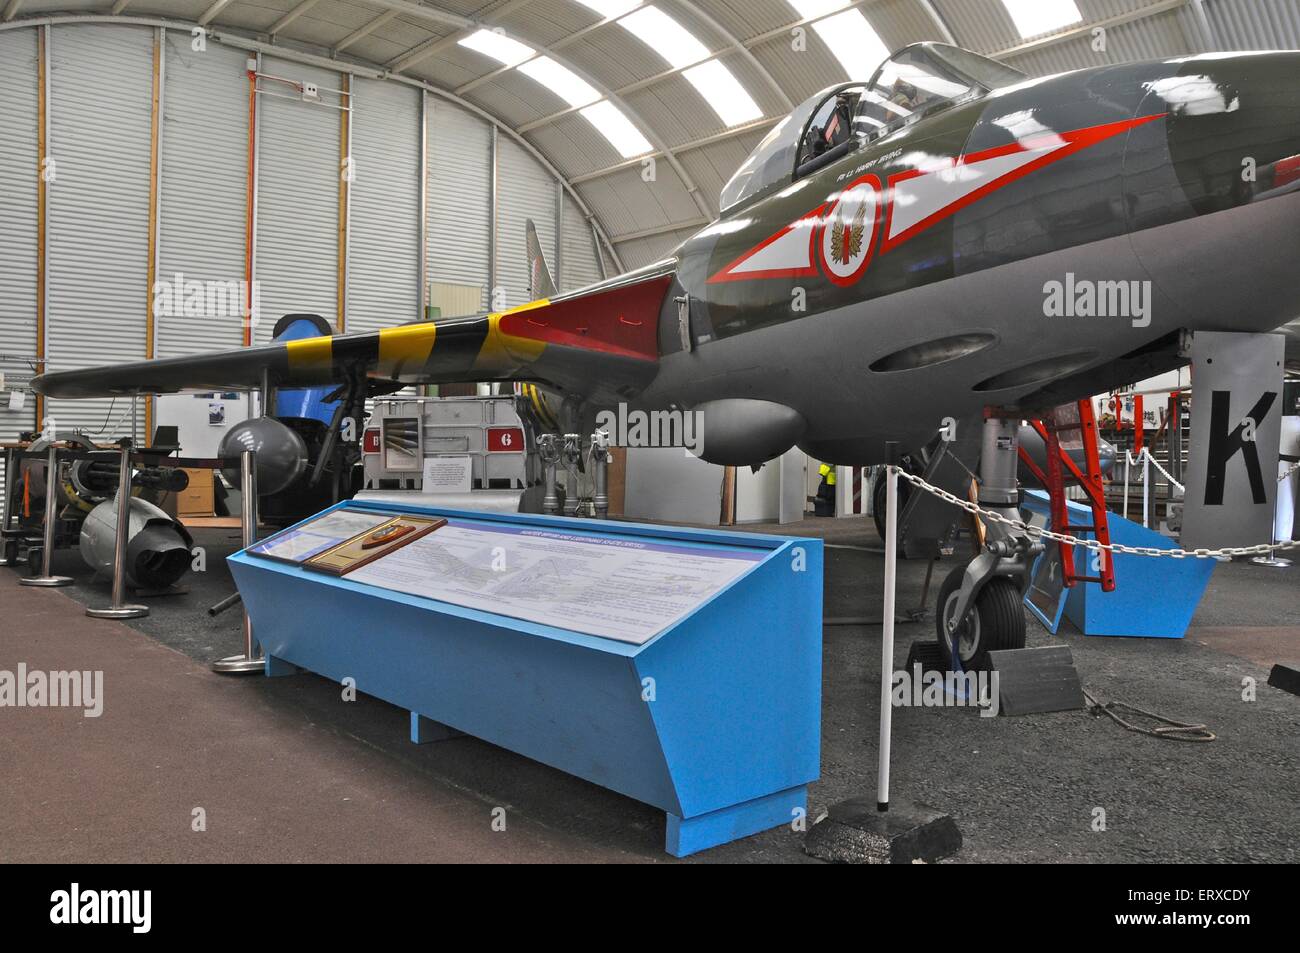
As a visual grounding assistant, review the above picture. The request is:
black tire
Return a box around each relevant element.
[26,546,42,576]
[871,471,910,545]
[2,539,17,565]
[935,563,1026,673]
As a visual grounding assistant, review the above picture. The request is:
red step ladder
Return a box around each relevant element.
[1018,400,1116,592]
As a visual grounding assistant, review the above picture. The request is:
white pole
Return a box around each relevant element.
[1142,448,1150,529]
[877,463,898,811]
[1122,451,1130,523]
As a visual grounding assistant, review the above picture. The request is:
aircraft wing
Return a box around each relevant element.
[33,268,675,406]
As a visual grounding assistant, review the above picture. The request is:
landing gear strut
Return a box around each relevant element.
[935,413,1037,671]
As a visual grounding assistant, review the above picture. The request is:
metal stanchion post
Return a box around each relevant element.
[0,446,15,566]
[877,455,899,812]
[87,440,149,619]
[20,444,74,587]
[1121,451,1131,523]
[212,450,264,674]
[1142,449,1152,529]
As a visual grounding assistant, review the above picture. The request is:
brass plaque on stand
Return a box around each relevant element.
[305,516,446,576]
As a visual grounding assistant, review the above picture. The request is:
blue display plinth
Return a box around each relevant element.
[1022,492,1215,639]
[228,500,822,857]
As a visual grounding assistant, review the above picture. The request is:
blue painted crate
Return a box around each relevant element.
[1022,491,1215,639]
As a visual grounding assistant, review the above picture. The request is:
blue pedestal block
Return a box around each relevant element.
[228,500,823,857]
[1022,492,1215,639]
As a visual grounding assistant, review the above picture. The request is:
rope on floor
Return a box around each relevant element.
[1083,688,1216,742]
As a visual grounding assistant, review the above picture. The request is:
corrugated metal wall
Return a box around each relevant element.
[253,56,341,342]
[1207,0,1300,49]
[0,19,602,465]
[426,98,491,311]
[561,193,604,292]
[157,35,248,358]
[45,24,153,440]
[348,77,421,333]
[0,28,40,499]
[497,136,558,307]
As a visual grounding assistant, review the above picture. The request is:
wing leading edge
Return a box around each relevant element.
[33,270,674,405]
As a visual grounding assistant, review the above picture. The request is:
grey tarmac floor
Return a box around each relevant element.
[1,515,1295,863]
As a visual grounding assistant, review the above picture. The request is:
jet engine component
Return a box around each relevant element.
[80,495,195,590]
[218,416,308,497]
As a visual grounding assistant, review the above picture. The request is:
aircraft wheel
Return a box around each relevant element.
[935,564,1025,673]
[871,471,910,547]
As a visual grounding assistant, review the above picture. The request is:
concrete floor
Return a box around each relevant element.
[1,516,1296,863]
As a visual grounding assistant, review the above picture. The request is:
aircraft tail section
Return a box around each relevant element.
[526,219,558,299]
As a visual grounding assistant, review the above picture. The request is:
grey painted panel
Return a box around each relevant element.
[0,28,40,493]
[1182,331,1286,549]
[348,77,421,333]
[157,36,249,358]
[253,55,340,342]
[497,136,557,307]
[426,99,490,310]
[46,24,152,440]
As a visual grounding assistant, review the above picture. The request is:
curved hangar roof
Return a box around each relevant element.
[7,0,1300,269]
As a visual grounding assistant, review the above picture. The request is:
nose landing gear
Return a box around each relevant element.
[935,412,1039,672]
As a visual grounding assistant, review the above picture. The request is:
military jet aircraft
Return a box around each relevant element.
[34,42,1300,667]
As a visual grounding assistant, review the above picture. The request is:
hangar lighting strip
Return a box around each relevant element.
[518,56,601,109]
[786,2,890,82]
[459,28,651,158]
[1001,0,1083,39]
[574,0,642,19]
[457,28,534,68]
[577,2,762,127]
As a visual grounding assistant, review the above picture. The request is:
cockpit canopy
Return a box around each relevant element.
[719,43,1026,214]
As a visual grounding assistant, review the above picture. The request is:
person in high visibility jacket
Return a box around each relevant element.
[815,463,836,516]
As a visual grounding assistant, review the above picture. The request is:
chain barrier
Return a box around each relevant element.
[891,466,1300,560]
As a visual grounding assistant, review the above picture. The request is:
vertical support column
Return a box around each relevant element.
[720,465,737,526]
[488,124,498,309]
[243,52,260,347]
[35,25,49,434]
[337,72,351,332]
[591,220,608,280]
[143,27,164,447]
[418,90,429,320]
[554,179,563,292]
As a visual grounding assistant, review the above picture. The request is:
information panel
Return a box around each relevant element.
[347,520,766,644]
[248,509,395,564]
